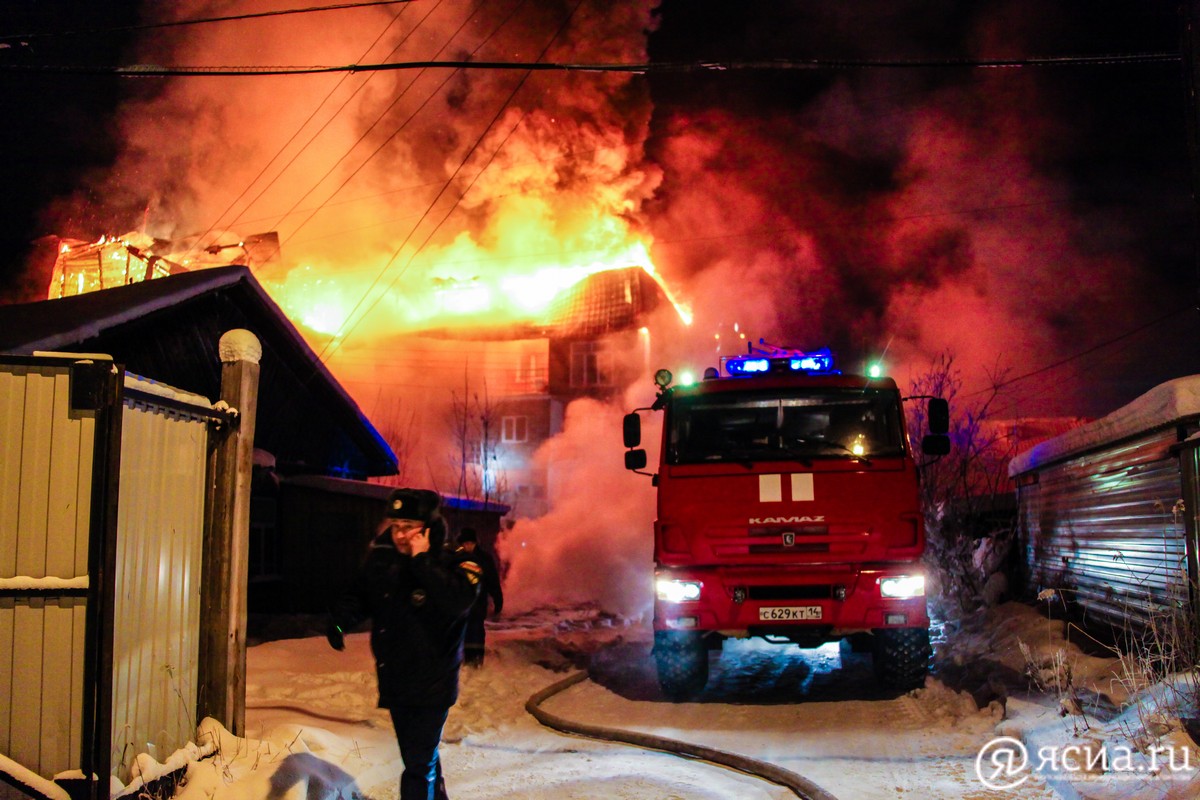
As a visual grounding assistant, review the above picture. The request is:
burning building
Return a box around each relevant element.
[45,230,282,299]
[378,263,687,517]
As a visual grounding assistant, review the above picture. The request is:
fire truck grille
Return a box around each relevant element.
[747,526,827,538]
[746,525,828,555]
[746,585,833,601]
[748,542,829,554]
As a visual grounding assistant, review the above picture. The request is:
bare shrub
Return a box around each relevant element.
[907,351,1016,619]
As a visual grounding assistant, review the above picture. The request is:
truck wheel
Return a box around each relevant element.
[872,627,931,691]
[654,630,708,700]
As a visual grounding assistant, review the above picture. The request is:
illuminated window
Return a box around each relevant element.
[502,415,528,443]
[570,341,613,388]
[515,353,546,389]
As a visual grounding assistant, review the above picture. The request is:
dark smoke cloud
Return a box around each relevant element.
[642,1,1193,417]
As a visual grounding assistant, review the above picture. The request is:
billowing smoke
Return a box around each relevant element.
[29,2,1179,416]
[39,0,663,342]
[497,392,659,619]
[641,4,1186,418]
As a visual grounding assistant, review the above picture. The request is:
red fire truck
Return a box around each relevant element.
[623,343,950,699]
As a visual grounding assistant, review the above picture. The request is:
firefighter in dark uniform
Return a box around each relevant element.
[327,488,481,800]
[455,527,503,667]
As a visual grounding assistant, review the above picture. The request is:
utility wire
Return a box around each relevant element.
[246,0,518,443]
[1,52,1181,77]
[0,1,416,41]
[274,0,494,243]
[966,303,1197,398]
[180,4,415,261]
[223,0,435,233]
[317,0,584,363]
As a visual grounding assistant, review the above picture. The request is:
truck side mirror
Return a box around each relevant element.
[927,398,949,435]
[922,434,951,456]
[623,412,642,448]
[625,449,648,471]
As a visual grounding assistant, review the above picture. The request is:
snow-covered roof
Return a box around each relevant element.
[1008,374,1200,476]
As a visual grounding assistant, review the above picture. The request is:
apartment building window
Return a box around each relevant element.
[569,341,613,388]
[515,353,546,390]
[502,415,528,443]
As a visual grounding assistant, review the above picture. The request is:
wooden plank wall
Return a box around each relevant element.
[0,364,92,779]
[108,399,208,779]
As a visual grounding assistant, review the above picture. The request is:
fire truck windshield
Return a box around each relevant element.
[667,387,906,465]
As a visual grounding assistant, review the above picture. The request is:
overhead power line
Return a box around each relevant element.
[273,0,491,244]
[0,1,416,42]
[179,1,421,260]
[968,303,1197,398]
[316,0,586,363]
[0,52,1182,77]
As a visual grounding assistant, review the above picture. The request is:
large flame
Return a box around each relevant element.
[265,235,690,342]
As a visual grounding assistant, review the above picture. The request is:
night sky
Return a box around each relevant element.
[1,1,1196,420]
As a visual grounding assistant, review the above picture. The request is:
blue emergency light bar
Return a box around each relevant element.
[721,347,839,377]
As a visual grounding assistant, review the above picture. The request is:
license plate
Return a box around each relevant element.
[758,605,822,621]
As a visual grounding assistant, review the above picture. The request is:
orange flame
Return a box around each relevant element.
[266,237,690,342]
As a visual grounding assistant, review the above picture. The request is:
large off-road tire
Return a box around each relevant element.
[872,627,931,691]
[654,630,709,701]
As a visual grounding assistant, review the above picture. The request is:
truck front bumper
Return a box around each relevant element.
[653,564,930,634]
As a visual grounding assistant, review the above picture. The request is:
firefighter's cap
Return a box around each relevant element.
[385,488,441,523]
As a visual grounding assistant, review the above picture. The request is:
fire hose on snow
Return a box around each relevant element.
[525,671,841,800]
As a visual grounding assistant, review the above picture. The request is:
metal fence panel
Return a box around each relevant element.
[109,395,209,779]
[1019,427,1188,629]
[0,363,94,778]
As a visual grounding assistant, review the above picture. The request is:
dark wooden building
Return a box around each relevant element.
[0,265,397,479]
[260,476,509,613]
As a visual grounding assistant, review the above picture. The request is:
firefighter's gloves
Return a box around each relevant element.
[327,623,346,651]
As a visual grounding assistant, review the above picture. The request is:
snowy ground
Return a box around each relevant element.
[143,602,1200,800]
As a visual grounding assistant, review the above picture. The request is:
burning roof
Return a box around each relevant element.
[545,265,663,337]
[47,231,281,300]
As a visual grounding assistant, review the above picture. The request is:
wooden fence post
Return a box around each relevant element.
[198,330,261,735]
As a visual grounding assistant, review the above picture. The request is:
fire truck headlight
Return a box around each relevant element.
[656,579,702,603]
[878,575,925,599]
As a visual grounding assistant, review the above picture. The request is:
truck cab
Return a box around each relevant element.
[624,345,949,699]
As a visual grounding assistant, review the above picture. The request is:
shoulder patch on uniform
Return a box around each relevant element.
[459,560,482,585]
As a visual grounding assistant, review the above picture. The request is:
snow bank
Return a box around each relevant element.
[0,753,71,800]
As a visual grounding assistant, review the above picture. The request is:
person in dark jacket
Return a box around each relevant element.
[327,489,481,800]
[455,527,503,667]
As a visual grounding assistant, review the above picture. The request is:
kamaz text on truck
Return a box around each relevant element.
[622,344,950,700]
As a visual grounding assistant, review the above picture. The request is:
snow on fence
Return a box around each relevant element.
[1009,375,1200,632]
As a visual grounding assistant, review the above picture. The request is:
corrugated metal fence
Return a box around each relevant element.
[0,359,96,787]
[1017,427,1190,627]
[1011,376,1200,633]
[109,388,210,777]
[1,354,217,796]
